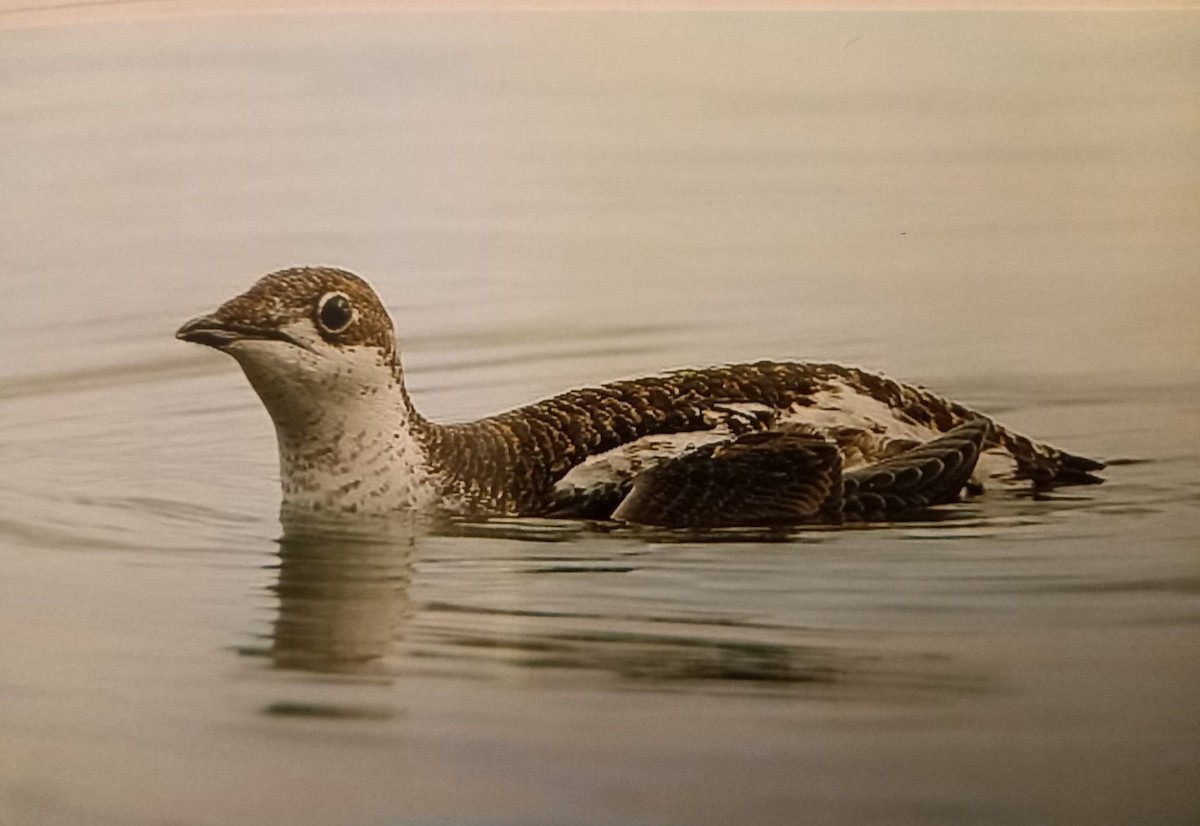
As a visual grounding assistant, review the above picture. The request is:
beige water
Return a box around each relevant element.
[2,9,1198,825]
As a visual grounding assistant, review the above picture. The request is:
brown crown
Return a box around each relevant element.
[212,266,397,356]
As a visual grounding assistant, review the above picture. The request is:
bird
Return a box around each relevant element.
[176,266,1104,527]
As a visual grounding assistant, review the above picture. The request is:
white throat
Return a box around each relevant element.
[227,339,436,515]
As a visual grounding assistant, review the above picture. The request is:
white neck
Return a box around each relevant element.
[274,398,434,515]
[228,341,438,515]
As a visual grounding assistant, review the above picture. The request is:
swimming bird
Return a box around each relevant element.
[176,267,1104,527]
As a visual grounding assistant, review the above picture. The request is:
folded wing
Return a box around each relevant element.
[614,419,992,528]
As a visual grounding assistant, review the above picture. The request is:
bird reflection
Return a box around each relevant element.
[269,511,418,675]
[263,514,989,704]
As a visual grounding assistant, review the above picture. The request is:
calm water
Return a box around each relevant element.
[2,9,1199,826]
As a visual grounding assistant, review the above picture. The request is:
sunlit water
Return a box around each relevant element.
[2,10,1199,826]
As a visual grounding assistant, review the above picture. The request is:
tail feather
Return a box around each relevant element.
[996,428,1105,488]
[1051,450,1106,486]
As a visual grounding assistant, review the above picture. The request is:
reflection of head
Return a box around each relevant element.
[271,512,419,675]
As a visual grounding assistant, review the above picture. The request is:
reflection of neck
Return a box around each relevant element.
[271,513,418,674]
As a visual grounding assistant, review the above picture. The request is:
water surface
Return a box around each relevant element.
[2,10,1198,826]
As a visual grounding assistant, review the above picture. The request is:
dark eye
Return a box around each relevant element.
[316,292,354,334]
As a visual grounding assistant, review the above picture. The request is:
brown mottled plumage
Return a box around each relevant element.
[420,362,824,515]
[177,267,1104,525]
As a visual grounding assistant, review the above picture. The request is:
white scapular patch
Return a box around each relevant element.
[781,381,935,442]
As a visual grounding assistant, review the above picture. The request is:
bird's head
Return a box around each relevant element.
[176,267,405,429]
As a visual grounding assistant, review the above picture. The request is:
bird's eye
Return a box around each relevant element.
[316,292,354,334]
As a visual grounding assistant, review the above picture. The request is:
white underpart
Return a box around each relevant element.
[225,324,436,515]
[555,377,1017,499]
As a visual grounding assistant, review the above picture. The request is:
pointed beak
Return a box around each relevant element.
[175,313,316,353]
[176,313,242,350]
